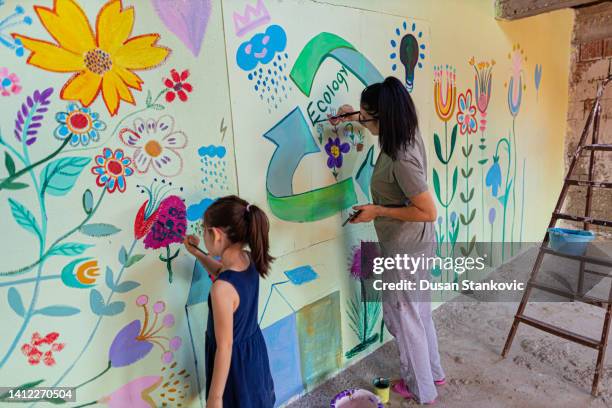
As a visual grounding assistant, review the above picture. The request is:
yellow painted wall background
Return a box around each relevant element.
[0,0,572,406]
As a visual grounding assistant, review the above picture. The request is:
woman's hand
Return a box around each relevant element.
[329,104,358,125]
[183,234,200,256]
[206,396,222,408]
[350,204,381,224]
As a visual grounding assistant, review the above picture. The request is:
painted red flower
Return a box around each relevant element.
[164,69,193,102]
[21,332,65,366]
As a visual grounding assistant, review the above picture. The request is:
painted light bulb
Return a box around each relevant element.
[399,34,419,92]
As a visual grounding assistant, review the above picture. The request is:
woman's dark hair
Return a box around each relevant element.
[204,195,274,277]
[360,76,419,160]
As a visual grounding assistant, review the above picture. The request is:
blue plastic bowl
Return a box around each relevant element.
[547,227,595,256]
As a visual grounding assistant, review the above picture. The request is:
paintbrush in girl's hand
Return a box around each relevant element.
[313,111,360,124]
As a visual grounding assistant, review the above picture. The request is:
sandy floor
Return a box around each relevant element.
[288,244,612,407]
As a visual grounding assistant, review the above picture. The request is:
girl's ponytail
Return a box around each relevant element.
[245,204,274,277]
[204,195,274,277]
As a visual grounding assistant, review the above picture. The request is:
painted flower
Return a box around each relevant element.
[325,137,350,169]
[469,57,494,131]
[486,156,502,197]
[109,295,181,367]
[13,0,170,115]
[433,65,456,122]
[456,90,477,135]
[143,195,186,250]
[450,211,457,225]
[488,207,496,224]
[91,148,134,193]
[164,69,193,102]
[119,116,187,177]
[506,44,526,117]
[98,376,162,408]
[20,331,65,366]
[0,67,22,96]
[0,5,32,57]
[54,103,106,146]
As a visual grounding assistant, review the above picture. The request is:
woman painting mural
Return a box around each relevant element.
[333,76,445,404]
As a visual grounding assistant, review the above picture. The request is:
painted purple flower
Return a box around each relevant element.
[108,295,181,367]
[437,216,443,226]
[488,207,496,224]
[14,87,53,146]
[349,242,380,280]
[325,137,350,169]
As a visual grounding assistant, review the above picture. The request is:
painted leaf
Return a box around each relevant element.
[450,167,459,202]
[48,243,93,257]
[118,246,128,266]
[82,189,93,214]
[2,181,29,190]
[90,289,105,315]
[478,158,488,165]
[105,267,114,290]
[4,152,16,175]
[8,198,41,237]
[104,301,126,316]
[125,254,145,268]
[115,281,140,293]
[449,124,458,159]
[432,168,441,203]
[433,133,444,163]
[35,305,80,316]
[40,157,91,196]
[8,287,25,317]
[0,379,45,400]
[80,223,121,237]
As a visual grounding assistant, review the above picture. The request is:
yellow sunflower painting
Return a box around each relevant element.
[13,0,170,116]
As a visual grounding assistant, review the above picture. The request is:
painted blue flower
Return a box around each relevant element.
[486,156,502,197]
[450,211,457,225]
[488,207,496,224]
[54,103,106,147]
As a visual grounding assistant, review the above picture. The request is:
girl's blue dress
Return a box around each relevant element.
[205,262,276,407]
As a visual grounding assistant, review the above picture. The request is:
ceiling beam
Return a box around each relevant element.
[495,0,606,20]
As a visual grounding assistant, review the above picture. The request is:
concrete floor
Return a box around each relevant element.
[287,244,612,408]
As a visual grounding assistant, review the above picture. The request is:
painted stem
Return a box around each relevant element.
[444,121,449,258]
[72,401,97,408]
[40,239,139,403]
[0,138,71,191]
[511,118,517,255]
[74,360,111,389]
[520,158,526,243]
[0,275,60,288]
[360,278,367,342]
[495,138,512,261]
[63,89,168,154]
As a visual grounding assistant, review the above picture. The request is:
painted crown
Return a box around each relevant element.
[233,0,271,37]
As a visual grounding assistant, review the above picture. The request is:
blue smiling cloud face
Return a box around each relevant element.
[236,25,287,71]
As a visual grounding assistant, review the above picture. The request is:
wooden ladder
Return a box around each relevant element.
[501,74,612,396]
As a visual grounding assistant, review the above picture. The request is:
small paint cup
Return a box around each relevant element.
[372,377,390,403]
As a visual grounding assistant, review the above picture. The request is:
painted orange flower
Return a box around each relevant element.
[13,0,170,116]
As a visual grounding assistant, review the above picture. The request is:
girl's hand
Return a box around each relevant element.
[350,204,381,223]
[206,396,222,408]
[183,234,200,256]
[329,104,358,125]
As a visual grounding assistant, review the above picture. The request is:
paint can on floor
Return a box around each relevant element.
[330,388,383,407]
[372,377,390,403]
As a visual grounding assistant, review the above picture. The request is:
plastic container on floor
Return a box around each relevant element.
[547,227,595,256]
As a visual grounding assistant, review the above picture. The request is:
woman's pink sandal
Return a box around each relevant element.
[391,380,436,405]
[434,378,446,386]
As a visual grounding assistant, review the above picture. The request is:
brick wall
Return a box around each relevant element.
[564,2,612,234]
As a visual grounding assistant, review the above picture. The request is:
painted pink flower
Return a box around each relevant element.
[98,376,162,408]
[456,90,477,135]
[0,68,22,96]
[119,116,187,177]
[143,195,187,250]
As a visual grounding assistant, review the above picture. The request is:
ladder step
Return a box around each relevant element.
[529,281,606,307]
[566,179,612,189]
[582,144,612,152]
[540,246,612,267]
[552,212,612,228]
[516,314,601,349]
